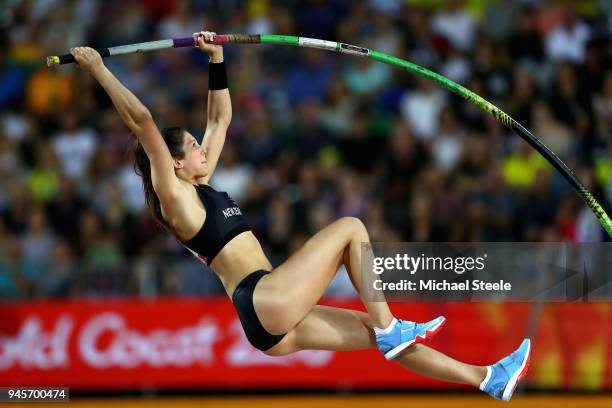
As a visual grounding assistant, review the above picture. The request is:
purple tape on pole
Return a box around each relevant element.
[173,37,196,48]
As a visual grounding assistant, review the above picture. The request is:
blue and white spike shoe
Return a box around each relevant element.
[480,338,532,401]
[374,316,446,360]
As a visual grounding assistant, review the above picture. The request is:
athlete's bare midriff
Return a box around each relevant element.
[210,231,272,298]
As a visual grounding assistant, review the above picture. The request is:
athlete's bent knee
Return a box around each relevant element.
[339,216,365,232]
[340,216,368,239]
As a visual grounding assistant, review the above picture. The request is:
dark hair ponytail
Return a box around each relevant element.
[133,126,186,228]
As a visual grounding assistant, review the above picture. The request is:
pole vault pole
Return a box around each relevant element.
[47,34,612,238]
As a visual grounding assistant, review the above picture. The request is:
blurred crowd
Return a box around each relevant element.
[1,0,612,299]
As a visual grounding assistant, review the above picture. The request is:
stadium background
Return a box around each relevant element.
[0,0,610,406]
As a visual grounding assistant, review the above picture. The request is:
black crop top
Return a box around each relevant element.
[181,184,251,265]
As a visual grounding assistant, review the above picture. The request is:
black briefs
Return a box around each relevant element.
[231,270,286,351]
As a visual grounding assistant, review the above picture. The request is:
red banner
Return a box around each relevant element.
[0,299,609,391]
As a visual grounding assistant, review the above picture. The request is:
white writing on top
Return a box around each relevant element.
[222,206,242,219]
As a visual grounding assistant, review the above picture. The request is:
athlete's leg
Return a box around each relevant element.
[254,217,393,334]
[265,305,487,387]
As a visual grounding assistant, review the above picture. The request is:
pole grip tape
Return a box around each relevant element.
[54,48,110,65]
[172,37,196,48]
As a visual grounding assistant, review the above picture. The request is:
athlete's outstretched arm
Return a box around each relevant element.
[195,31,231,184]
[70,47,181,205]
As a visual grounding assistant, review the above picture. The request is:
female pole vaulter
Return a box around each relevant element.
[68,31,530,401]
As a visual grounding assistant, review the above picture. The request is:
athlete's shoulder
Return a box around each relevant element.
[159,178,200,207]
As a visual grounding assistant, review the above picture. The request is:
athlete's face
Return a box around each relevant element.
[179,132,208,177]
